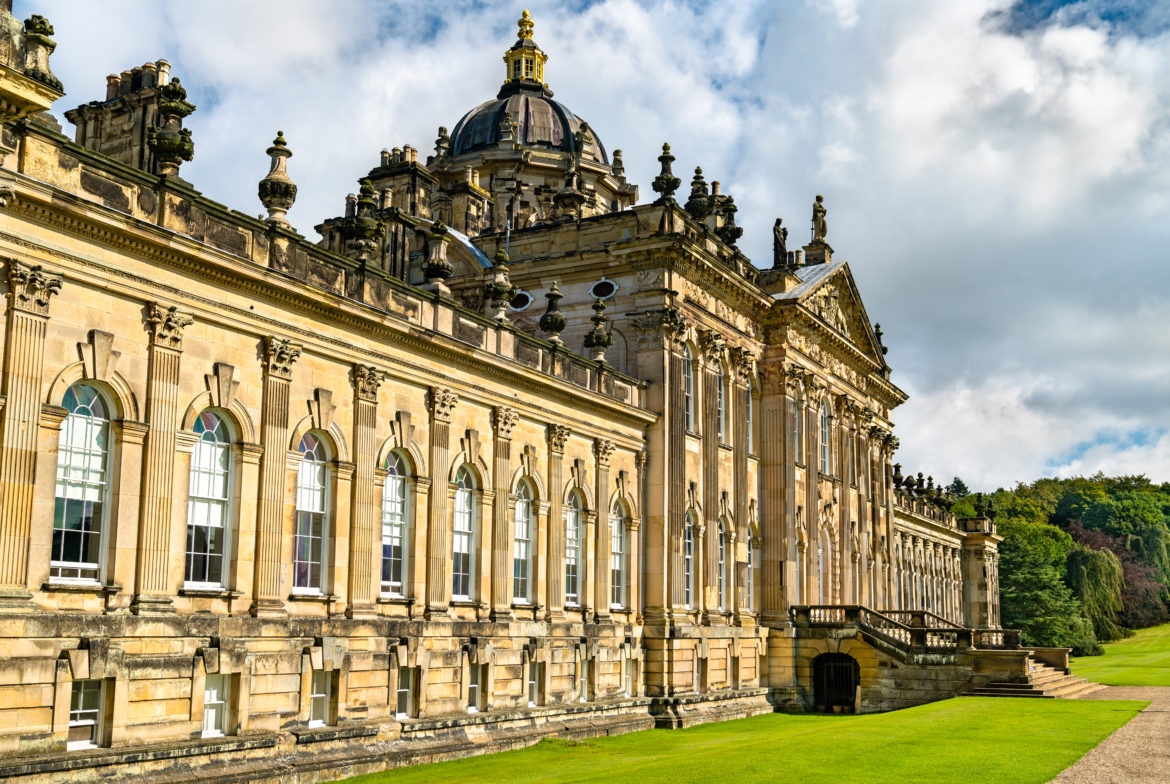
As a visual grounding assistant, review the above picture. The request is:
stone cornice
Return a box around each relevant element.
[1,181,654,433]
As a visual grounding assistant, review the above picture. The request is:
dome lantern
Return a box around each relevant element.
[503,9,548,89]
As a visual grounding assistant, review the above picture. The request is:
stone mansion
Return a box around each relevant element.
[0,6,1016,783]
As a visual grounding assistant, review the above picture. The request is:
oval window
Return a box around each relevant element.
[589,279,617,300]
[509,290,533,311]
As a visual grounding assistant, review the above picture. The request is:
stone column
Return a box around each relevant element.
[700,355,719,620]
[667,348,686,614]
[347,364,384,619]
[632,449,647,622]
[732,372,749,620]
[546,424,569,618]
[0,261,61,606]
[425,387,457,616]
[132,304,194,614]
[593,438,614,621]
[251,337,301,617]
[757,361,787,626]
[490,406,518,621]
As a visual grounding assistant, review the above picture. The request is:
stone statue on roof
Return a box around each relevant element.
[772,217,788,268]
[812,194,827,243]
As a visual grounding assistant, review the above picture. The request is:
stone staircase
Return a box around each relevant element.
[965,656,1104,699]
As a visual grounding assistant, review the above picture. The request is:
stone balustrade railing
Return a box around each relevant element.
[791,604,1022,655]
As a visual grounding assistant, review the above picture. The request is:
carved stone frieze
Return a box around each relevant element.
[628,307,687,350]
[145,303,194,349]
[5,259,62,316]
[428,386,458,423]
[263,336,301,380]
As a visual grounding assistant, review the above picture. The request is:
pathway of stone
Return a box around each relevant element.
[1049,686,1170,784]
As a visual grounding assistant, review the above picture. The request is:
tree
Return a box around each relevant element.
[948,476,971,498]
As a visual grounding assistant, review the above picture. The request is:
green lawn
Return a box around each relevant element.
[1071,622,1170,686]
[337,697,1144,784]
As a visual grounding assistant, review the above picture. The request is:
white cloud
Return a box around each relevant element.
[30,0,1170,486]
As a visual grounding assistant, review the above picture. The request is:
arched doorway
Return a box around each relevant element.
[812,653,860,713]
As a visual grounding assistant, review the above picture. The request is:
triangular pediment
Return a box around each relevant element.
[772,261,887,368]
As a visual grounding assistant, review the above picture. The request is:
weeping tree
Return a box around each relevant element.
[1065,544,1128,642]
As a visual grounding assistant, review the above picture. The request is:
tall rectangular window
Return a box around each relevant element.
[452,468,476,600]
[565,497,582,606]
[202,674,231,737]
[294,434,329,592]
[577,658,589,702]
[467,663,487,713]
[610,512,626,608]
[186,411,232,587]
[381,454,409,596]
[68,679,105,749]
[622,656,633,698]
[683,517,695,610]
[396,667,418,719]
[309,670,332,727]
[53,385,110,582]
[513,485,533,603]
[527,662,544,707]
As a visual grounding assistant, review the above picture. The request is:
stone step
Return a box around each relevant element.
[965,688,1054,698]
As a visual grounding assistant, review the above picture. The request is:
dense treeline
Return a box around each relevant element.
[975,474,1170,656]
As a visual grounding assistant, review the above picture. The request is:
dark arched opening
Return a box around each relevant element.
[812,653,860,713]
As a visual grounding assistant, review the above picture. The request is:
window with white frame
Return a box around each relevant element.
[68,679,105,749]
[294,433,330,592]
[716,364,727,443]
[717,519,728,611]
[381,452,409,596]
[610,506,626,608]
[309,670,332,727]
[452,467,476,600]
[513,482,534,603]
[621,654,633,697]
[467,662,486,712]
[819,401,831,474]
[185,410,233,587]
[202,673,231,737]
[748,537,759,613]
[682,345,695,431]
[564,493,583,606]
[683,512,696,610]
[577,656,589,702]
[527,661,544,706]
[396,666,418,718]
[52,384,111,582]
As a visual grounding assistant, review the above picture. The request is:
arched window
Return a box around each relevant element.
[381,452,410,597]
[683,512,696,610]
[185,410,233,587]
[819,401,831,474]
[564,493,583,606]
[513,481,534,604]
[52,383,111,582]
[793,391,804,464]
[452,467,476,601]
[716,364,727,443]
[746,380,755,453]
[682,345,695,431]
[610,504,626,609]
[294,433,330,593]
[717,519,728,611]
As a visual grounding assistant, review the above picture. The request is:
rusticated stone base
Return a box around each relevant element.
[649,687,772,729]
[0,700,656,784]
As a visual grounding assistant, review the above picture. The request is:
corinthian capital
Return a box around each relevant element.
[493,405,519,438]
[263,336,302,380]
[428,386,459,423]
[6,259,62,316]
[593,437,615,466]
[145,303,194,349]
[352,363,386,403]
[547,423,570,453]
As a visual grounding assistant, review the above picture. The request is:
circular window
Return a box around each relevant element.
[590,278,618,300]
[509,290,533,311]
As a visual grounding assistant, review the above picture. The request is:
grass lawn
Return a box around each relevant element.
[336,697,1144,784]
[1071,622,1170,686]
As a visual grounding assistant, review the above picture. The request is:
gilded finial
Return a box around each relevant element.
[518,9,534,39]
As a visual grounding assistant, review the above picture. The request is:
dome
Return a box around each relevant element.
[449,82,608,165]
[447,9,608,165]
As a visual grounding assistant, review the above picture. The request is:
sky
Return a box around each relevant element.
[33,0,1170,491]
